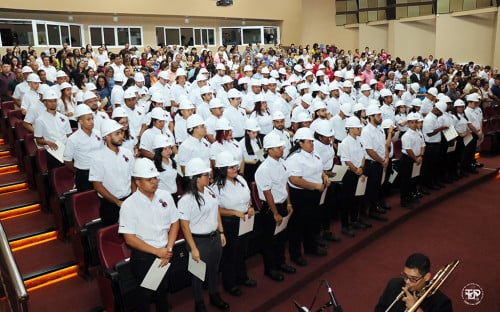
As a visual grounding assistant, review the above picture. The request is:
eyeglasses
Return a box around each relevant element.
[400,272,424,283]
[200,173,210,177]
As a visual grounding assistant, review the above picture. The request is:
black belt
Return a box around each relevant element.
[425,142,441,145]
[192,231,217,238]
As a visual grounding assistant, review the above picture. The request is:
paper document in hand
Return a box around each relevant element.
[319,187,328,205]
[238,214,255,236]
[255,149,265,162]
[463,133,473,146]
[443,127,458,142]
[411,163,421,178]
[447,141,456,153]
[381,169,386,185]
[140,258,170,290]
[330,165,348,182]
[274,214,290,235]
[46,141,65,163]
[188,254,206,282]
[355,176,367,196]
[389,170,398,184]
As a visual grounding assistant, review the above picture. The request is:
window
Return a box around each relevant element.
[242,28,262,45]
[89,26,143,47]
[220,26,279,46]
[264,27,279,45]
[0,20,34,46]
[221,28,242,45]
[155,27,216,46]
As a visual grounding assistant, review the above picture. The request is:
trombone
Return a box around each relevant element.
[384,259,459,312]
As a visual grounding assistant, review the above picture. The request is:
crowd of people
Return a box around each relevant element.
[1,42,499,312]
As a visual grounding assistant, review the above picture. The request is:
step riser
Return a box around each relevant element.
[0,204,41,221]
[24,265,79,292]
[0,183,29,195]
[10,230,58,252]
[0,165,19,174]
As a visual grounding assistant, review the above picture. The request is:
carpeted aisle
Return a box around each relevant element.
[272,177,500,312]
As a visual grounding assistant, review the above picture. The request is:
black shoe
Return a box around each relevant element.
[315,237,328,249]
[209,293,230,310]
[436,183,445,189]
[410,195,420,203]
[265,269,284,281]
[279,263,296,274]
[305,247,327,257]
[379,203,392,210]
[241,279,257,287]
[322,231,342,242]
[426,184,440,190]
[195,301,208,312]
[374,206,387,214]
[475,162,484,168]
[420,187,431,195]
[291,256,308,266]
[341,227,355,237]
[369,212,388,221]
[225,286,242,296]
[400,200,413,209]
[359,219,372,228]
[351,221,366,230]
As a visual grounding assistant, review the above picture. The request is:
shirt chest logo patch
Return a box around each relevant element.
[159,198,168,208]
[123,154,129,162]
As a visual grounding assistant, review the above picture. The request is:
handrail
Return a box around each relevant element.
[0,222,28,312]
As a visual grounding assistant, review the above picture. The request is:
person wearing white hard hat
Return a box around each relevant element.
[255,132,295,281]
[132,72,148,95]
[399,113,426,208]
[310,99,329,132]
[216,75,234,108]
[402,83,419,107]
[205,98,225,143]
[112,107,137,154]
[420,87,438,117]
[173,97,195,144]
[395,101,409,134]
[437,97,457,183]
[152,134,178,198]
[170,68,189,112]
[63,104,102,191]
[57,82,78,127]
[209,117,244,171]
[239,118,263,183]
[210,63,226,93]
[358,84,372,108]
[249,95,273,138]
[326,83,341,117]
[123,87,146,139]
[20,73,41,115]
[285,127,330,266]
[329,102,351,145]
[269,87,293,129]
[338,116,366,237]
[139,107,171,159]
[464,93,483,173]
[409,98,423,114]
[269,111,291,157]
[223,88,246,141]
[148,71,171,110]
[188,73,208,105]
[339,80,356,107]
[196,86,213,121]
[110,72,125,109]
[361,105,391,223]
[118,157,179,312]
[241,79,262,115]
[352,103,367,126]
[422,102,448,191]
[82,90,110,134]
[211,151,256,297]
[89,119,134,226]
[290,93,313,128]
[178,114,210,175]
[312,120,342,243]
[178,157,229,312]
[12,66,34,107]
[450,99,471,178]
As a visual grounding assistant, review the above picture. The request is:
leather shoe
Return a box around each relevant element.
[359,219,372,228]
[351,221,366,230]
[341,227,355,237]
[374,207,387,214]
[291,256,308,266]
[369,212,388,221]
[474,162,484,168]
[195,301,207,312]
[226,286,242,296]
[314,237,328,249]
[305,247,327,257]
[279,263,296,274]
[241,278,257,287]
[420,187,431,195]
[265,269,284,281]
[209,293,230,310]
[379,203,392,210]
[322,231,341,242]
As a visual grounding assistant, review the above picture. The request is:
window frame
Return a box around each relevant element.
[88,25,143,48]
[155,26,217,47]
[219,26,280,46]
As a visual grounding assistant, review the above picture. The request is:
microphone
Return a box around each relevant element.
[325,280,343,312]
[293,300,310,312]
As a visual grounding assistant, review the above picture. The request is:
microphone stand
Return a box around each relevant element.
[316,280,343,312]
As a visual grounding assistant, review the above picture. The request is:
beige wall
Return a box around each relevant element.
[390,17,436,62]
[358,23,388,53]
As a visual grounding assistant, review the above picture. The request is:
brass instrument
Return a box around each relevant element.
[384,259,460,312]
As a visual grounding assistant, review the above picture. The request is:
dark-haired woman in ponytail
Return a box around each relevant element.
[152,134,179,203]
[240,119,263,183]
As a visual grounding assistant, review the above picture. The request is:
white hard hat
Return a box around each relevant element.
[215,117,232,131]
[293,64,303,72]
[215,151,239,168]
[153,134,175,149]
[132,158,159,178]
[244,65,253,72]
[59,82,72,91]
[113,73,125,82]
[343,80,353,88]
[353,103,365,112]
[295,111,312,123]
[185,158,211,177]
[272,111,285,121]
[366,105,382,116]
[314,119,335,137]
[74,104,93,118]
[261,78,269,86]
[466,93,479,102]
[411,98,422,107]
[394,84,405,91]
[37,84,49,95]
[196,74,208,82]
[175,68,187,77]
[151,107,167,121]
[284,86,297,98]
[101,119,122,136]
[345,116,363,128]
[427,87,438,97]
[209,98,224,109]
[407,112,420,121]
[360,84,371,92]
[395,100,406,108]
[200,86,213,95]
[179,98,195,110]
[340,103,352,116]
[380,89,393,97]
[216,63,226,71]
[186,114,204,129]
[301,94,313,105]
[250,79,261,87]
[22,66,33,74]
[381,119,395,129]
[294,127,314,141]
[151,92,164,103]
[42,89,59,100]
[334,71,343,78]
[221,75,233,85]
[199,68,209,75]
[82,90,96,102]
[245,118,261,131]
[435,101,447,114]
[85,82,97,91]
[27,73,41,83]
[453,99,465,107]
[369,79,378,85]
[319,85,329,95]
[112,107,128,118]
[312,99,327,112]
[56,70,68,78]
[316,70,325,77]
[158,71,170,80]
[410,83,420,93]
[270,70,279,78]
[238,77,248,85]
[134,72,145,82]
[354,76,363,83]
[123,88,136,99]
[261,67,270,74]
[227,88,241,99]
[263,132,284,149]
[278,68,287,75]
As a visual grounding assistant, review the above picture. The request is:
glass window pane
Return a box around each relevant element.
[206,29,215,45]
[368,0,378,8]
[194,29,202,46]
[346,13,358,24]
[156,27,165,46]
[347,0,358,11]
[336,14,347,26]
[37,23,47,45]
[378,10,387,20]
[103,27,115,46]
[463,0,476,10]
[337,1,347,13]
[408,5,420,17]
[359,11,369,23]
[130,28,141,46]
[264,27,278,45]
[47,24,61,45]
[165,28,180,45]
[476,0,491,8]
[90,27,103,46]
[180,28,193,46]
[420,4,433,15]
[60,25,69,45]
[0,21,34,46]
[242,28,261,44]
[359,0,368,9]
[117,27,129,46]
[70,25,82,46]
[221,28,241,45]
[368,10,378,21]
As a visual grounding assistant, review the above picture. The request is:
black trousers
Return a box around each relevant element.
[188,233,222,302]
[243,161,260,184]
[261,202,288,273]
[340,170,362,228]
[455,137,466,174]
[75,168,93,192]
[220,215,250,290]
[288,187,321,259]
[365,160,384,211]
[422,142,441,186]
[100,195,129,226]
[464,133,478,170]
[399,154,416,199]
[130,249,169,312]
[319,183,338,231]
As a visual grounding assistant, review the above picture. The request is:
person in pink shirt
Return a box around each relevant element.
[362,63,375,84]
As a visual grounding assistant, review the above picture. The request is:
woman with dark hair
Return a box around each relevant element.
[72,72,86,91]
[71,60,87,83]
[212,151,256,297]
[209,118,244,171]
[249,96,273,139]
[139,107,169,160]
[178,158,229,312]
[152,134,178,201]
[240,118,263,183]
[112,107,138,155]
[96,76,111,110]
[450,99,470,178]
[104,66,115,87]
[57,82,78,128]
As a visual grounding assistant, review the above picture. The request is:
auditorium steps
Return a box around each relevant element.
[0,145,101,311]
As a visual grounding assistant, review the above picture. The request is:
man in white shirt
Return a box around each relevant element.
[95,46,110,67]
[39,56,57,83]
[422,102,448,190]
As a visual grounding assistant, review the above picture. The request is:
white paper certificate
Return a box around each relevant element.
[274,214,291,235]
[238,214,255,236]
[443,127,458,142]
[188,254,206,282]
[463,133,473,146]
[329,165,348,182]
[411,163,422,178]
[46,141,65,163]
[140,258,170,290]
[355,177,367,196]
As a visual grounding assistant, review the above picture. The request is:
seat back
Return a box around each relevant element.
[50,166,75,197]
[1,101,15,118]
[97,224,131,270]
[393,139,403,160]
[250,181,263,211]
[35,148,48,174]
[72,190,101,228]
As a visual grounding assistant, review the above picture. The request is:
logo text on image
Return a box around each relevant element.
[461,283,484,306]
